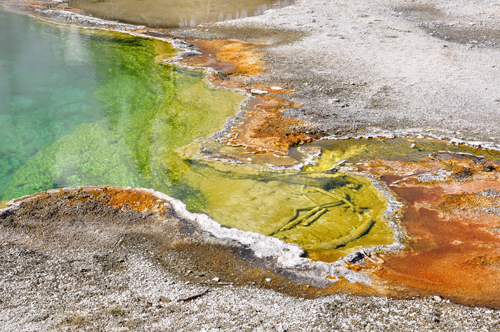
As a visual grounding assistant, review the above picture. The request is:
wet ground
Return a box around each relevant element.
[0,9,397,264]
[4,135,500,309]
[357,150,500,308]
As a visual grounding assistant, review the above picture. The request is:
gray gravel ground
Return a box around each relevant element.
[3,0,500,330]
[173,0,500,143]
[2,243,500,332]
[1,188,500,332]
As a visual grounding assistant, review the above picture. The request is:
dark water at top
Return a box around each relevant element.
[69,0,293,28]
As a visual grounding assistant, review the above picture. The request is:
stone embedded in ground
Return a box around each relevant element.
[251,89,268,95]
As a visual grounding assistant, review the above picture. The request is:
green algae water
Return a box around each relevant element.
[0,10,245,207]
[188,161,393,261]
[0,9,398,262]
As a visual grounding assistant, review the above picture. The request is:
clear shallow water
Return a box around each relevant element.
[0,10,395,261]
[0,10,245,206]
[69,0,293,28]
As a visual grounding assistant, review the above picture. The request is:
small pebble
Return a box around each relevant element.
[485,165,495,172]
[271,86,283,90]
[265,278,272,282]
[433,295,442,302]
[251,89,268,95]
[212,277,220,282]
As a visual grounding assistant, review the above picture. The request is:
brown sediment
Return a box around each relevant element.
[15,187,172,215]
[8,168,500,306]
[179,38,316,159]
[466,255,500,267]
[8,0,500,307]
[1,186,381,299]
[167,240,381,299]
[322,276,382,297]
[437,188,500,215]
[224,96,314,156]
[181,39,266,78]
[358,151,500,186]
[358,153,500,308]
[99,187,171,214]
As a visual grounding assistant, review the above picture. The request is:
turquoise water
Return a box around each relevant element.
[0,10,245,206]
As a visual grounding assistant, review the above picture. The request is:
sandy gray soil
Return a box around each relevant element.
[1,187,500,331]
[175,0,500,143]
[2,0,500,330]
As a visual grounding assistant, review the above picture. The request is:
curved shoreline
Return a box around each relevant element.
[2,0,498,289]
[0,1,409,285]
[0,172,407,287]
[1,185,499,331]
[6,1,500,160]
[2,1,500,330]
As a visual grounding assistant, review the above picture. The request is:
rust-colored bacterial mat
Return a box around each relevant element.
[352,147,500,308]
